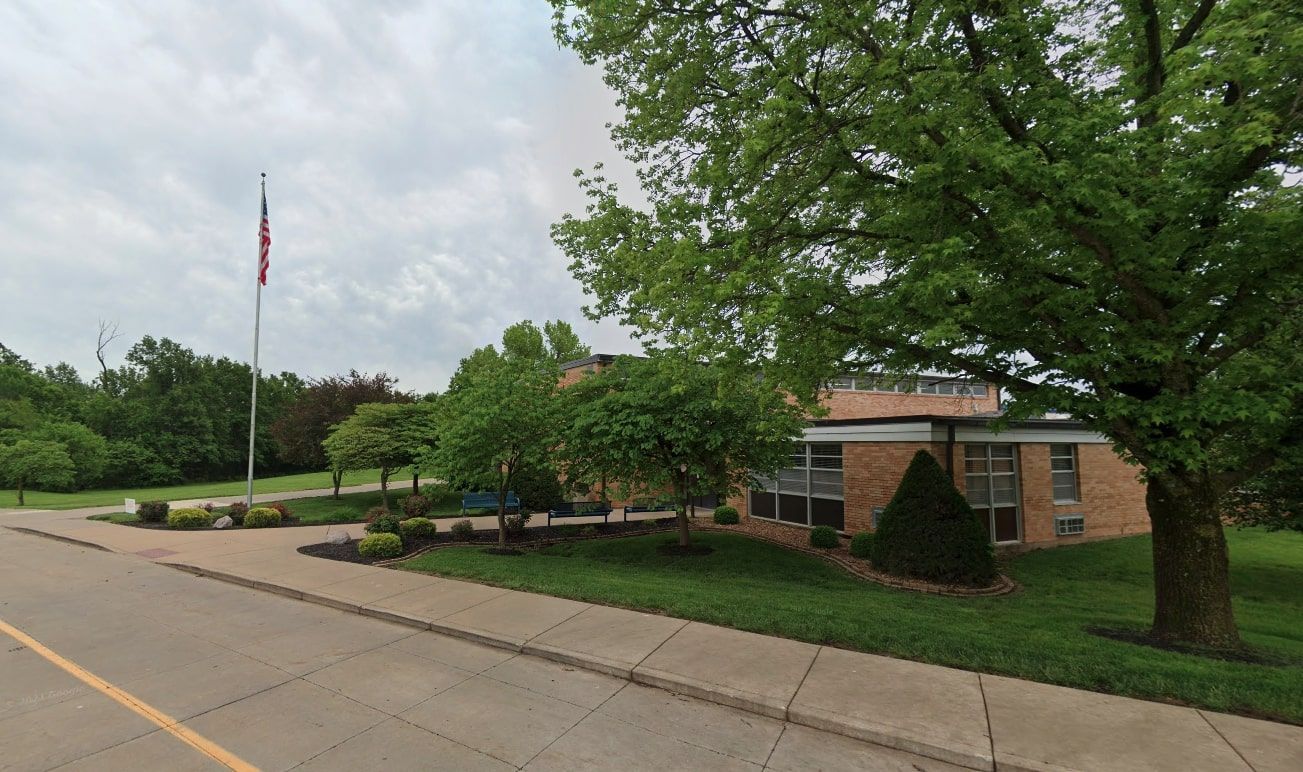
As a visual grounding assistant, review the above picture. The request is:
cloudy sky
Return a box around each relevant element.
[0,0,645,393]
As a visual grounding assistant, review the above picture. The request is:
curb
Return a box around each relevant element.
[163,559,991,770]
[5,526,114,552]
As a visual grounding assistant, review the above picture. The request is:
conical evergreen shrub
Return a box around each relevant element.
[869,450,996,586]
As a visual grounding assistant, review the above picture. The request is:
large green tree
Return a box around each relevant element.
[323,402,435,508]
[430,346,562,546]
[550,1,1302,646]
[0,440,76,505]
[562,354,807,547]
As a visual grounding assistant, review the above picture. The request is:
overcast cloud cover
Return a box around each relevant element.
[0,0,644,393]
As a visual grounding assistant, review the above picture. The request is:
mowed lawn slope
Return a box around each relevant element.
[3,468,385,509]
[401,528,1303,724]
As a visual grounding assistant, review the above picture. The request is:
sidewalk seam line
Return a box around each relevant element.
[787,645,822,718]
[1196,710,1257,772]
[762,724,788,769]
[978,673,996,770]
[629,617,692,672]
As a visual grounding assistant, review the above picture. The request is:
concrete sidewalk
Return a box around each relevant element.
[3,505,1300,771]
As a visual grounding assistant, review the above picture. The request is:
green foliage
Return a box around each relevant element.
[712,506,739,525]
[167,507,213,529]
[0,439,76,504]
[358,532,404,559]
[809,525,839,549]
[324,401,438,508]
[265,501,292,518]
[1225,448,1302,532]
[399,516,436,540]
[365,514,402,535]
[512,462,564,512]
[30,422,108,489]
[560,354,806,546]
[580,525,599,536]
[226,501,249,525]
[400,494,431,518]
[500,319,592,369]
[450,519,475,541]
[849,532,874,559]
[548,0,1303,645]
[243,507,281,528]
[871,451,996,587]
[504,513,530,537]
[137,500,169,523]
[102,440,180,487]
[270,371,411,471]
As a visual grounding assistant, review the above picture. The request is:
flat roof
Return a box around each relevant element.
[558,353,618,371]
[810,414,1089,430]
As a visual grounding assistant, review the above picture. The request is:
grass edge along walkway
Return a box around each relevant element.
[399,528,1303,725]
[3,468,386,510]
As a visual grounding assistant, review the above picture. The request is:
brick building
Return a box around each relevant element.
[559,357,1150,548]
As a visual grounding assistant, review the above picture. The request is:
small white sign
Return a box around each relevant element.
[124,498,137,514]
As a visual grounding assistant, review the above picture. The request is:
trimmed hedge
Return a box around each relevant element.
[504,513,530,537]
[849,531,874,558]
[400,494,431,519]
[227,501,249,525]
[137,500,169,523]
[712,506,739,525]
[809,525,839,548]
[366,514,402,535]
[399,517,436,540]
[243,507,281,528]
[358,533,403,559]
[167,507,212,529]
[450,519,474,541]
[870,450,996,586]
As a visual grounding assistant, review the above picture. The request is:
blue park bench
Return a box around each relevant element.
[546,500,613,526]
[622,500,675,521]
[461,491,520,515]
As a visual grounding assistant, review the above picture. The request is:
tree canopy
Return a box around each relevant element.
[323,402,437,508]
[561,354,808,546]
[0,440,76,505]
[549,0,1302,646]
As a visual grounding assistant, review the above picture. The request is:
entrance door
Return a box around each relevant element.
[964,444,1022,543]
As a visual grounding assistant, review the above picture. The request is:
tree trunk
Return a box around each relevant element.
[412,473,419,494]
[676,476,691,547]
[497,483,508,547]
[380,469,390,510]
[1147,473,1241,648]
[332,469,343,500]
[16,478,24,506]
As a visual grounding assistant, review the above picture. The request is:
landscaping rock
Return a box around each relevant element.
[212,515,233,529]
[325,530,352,545]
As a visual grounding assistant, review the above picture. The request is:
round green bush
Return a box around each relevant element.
[137,500,169,523]
[712,506,739,525]
[809,525,840,548]
[366,514,402,535]
[449,519,474,541]
[243,507,282,528]
[870,450,996,586]
[399,517,436,540]
[358,533,404,559]
[167,507,212,529]
[849,531,874,558]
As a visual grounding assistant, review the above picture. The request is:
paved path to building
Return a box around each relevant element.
[2,502,1301,771]
[0,528,949,771]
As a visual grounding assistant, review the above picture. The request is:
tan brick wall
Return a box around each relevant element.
[737,440,1149,547]
[1015,443,1149,545]
[817,389,1000,420]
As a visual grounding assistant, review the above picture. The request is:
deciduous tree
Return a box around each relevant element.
[549,0,1302,647]
[0,440,76,505]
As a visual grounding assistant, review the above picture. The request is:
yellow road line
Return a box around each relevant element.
[0,617,258,772]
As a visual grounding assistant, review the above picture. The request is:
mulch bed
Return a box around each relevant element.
[299,518,681,565]
[100,516,328,531]
[697,519,1018,597]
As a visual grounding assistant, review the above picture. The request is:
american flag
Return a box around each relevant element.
[258,187,271,286]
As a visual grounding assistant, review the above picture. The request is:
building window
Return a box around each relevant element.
[832,375,988,398]
[964,444,1022,543]
[1050,444,1079,503]
[750,443,844,530]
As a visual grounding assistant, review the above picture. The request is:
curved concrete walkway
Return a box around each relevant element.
[2,502,1300,771]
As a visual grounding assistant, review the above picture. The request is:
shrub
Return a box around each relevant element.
[198,502,216,513]
[580,525,599,536]
[849,532,874,558]
[400,494,432,519]
[366,514,402,535]
[810,525,839,549]
[167,507,212,529]
[504,513,530,537]
[712,506,739,525]
[137,500,169,523]
[450,519,475,541]
[870,450,996,586]
[227,501,249,525]
[358,533,404,559]
[266,501,292,519]
[243,507,282,528]
[399,517,436,540]
[513,462,565,511]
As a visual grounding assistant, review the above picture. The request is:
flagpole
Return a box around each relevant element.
[245,173,266,509]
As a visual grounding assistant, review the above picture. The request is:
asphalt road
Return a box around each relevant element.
[0,528,955,771]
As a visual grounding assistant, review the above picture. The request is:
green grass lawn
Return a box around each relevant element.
[3,468,385,509]
[400,528,1303,723]
[89,487,467,526]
